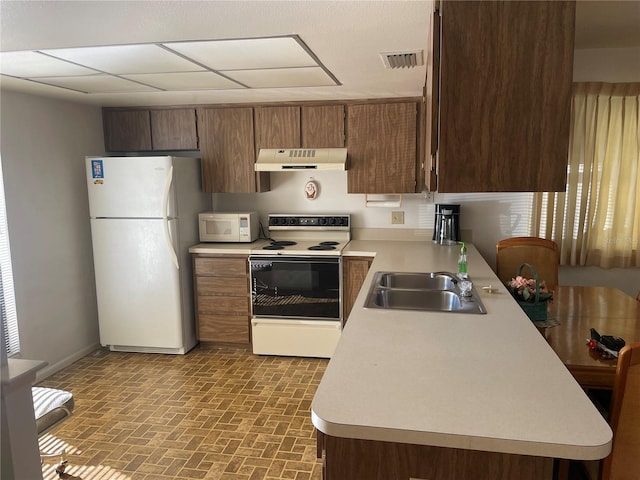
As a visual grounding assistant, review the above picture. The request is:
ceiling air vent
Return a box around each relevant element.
[380,50,424,69]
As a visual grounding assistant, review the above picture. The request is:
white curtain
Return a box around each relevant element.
[533,83,640,268]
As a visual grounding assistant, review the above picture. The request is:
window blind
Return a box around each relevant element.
[0,157,20,356]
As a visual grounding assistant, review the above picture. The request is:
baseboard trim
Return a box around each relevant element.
[35,343,101,383]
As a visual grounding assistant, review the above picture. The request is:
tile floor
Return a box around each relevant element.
[39,346,327,480]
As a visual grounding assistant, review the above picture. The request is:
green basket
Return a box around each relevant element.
[513,263,548,322]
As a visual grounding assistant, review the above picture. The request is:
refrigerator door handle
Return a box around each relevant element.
[163,165,179,269]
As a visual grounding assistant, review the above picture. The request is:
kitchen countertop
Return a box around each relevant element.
[312,240,613,460]
[188,239,270,254]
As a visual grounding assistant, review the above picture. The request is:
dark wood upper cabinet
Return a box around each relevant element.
[302,105,345,148]
[254,106,301,151]
[433,1,575,192]
[103,108,198,152]
[150,109,198,150]
[103,110,152,152]
[197,107,266,193]
[347,102,418,194]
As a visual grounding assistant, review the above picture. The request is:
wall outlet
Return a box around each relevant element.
[424,190,435,203]
[391,211,405,224]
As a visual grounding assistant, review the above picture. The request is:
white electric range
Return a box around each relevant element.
[249,214,351,358]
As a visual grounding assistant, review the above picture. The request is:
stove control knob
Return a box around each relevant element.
[287,217,297,226]
[319,217,327,225]
[328,217,336,225]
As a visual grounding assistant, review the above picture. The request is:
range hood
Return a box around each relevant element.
[255,148,347,171]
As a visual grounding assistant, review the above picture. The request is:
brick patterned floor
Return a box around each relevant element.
[39,346,327,480]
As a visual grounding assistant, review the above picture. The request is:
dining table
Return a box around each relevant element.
[543,285,640,390]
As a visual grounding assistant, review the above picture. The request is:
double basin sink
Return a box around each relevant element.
[364,271,487,314]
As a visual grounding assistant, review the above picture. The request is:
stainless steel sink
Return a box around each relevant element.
[364,271,487,314]
[376,272,457,290]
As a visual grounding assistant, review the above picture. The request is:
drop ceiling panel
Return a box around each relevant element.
[0,51,97,77]
[35,75,158,93]
[121,72,244,90]
[166,37,318,70]
[226,67,336,88]
[41,44,204,74]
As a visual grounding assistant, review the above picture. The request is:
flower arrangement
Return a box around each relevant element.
[506,275,553,303]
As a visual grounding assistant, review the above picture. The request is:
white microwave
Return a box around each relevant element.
[198,212,259,243]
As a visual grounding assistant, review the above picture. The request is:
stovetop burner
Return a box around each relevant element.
[309,244,337,251]
[263,240,298,250]
[308,241,341,251]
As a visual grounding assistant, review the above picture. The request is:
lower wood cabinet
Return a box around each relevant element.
[318,433,553,480]
[193,254,251,346]
[342,256,374,324]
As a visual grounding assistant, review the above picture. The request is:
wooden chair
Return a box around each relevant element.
[601,342,640,480]
[496,237,559,291]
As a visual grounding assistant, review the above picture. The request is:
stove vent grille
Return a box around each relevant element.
[288,149,316,158]
[380,50,424,69]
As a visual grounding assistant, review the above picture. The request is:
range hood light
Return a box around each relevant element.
[255,148,347,171]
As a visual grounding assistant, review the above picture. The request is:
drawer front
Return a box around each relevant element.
[198,315,249,343]
[198,295,249,315]
[194,257,247,276]
[196,276,249,296]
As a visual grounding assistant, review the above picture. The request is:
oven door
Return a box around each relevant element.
[250,256,342,321]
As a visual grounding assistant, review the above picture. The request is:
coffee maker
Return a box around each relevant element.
[433,204,461,245]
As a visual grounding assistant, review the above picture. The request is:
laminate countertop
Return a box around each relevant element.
[188,240,270,255]
[312,240,612,461]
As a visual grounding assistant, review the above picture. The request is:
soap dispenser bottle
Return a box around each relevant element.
[457,242,468,279]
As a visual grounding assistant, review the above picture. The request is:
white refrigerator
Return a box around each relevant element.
[86,156,210,354]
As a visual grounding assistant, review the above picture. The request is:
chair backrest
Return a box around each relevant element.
[601,342,640,480]
[496,237,559,291]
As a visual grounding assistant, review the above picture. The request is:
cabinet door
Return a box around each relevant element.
[151,109,198,150]
[255,106,301,150]
[197,107,261,193]
[302,105,345,148]
[103,110,152,152]
[347,103,418,193]
[436,1,574,193]
[343,256,374,324]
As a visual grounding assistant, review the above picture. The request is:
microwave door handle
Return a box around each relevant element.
[163,165,179,269]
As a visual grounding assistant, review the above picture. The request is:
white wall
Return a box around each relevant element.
[211,171,534,263]
[0,90,104,380]
[573,47,640,83]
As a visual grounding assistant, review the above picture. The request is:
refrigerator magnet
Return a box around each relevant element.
[304,180,318,200]
[91,160,104,179]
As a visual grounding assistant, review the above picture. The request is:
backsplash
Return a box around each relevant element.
[210,170,534,261]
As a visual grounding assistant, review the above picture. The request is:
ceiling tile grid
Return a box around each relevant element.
[0,36,339,95]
